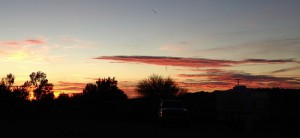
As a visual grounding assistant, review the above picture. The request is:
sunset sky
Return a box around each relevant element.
[1,0,300,98]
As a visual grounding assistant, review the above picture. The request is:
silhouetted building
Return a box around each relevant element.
[233,85,247,91]
[216,85,270,130]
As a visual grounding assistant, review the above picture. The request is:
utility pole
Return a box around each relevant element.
[236,79,240,86]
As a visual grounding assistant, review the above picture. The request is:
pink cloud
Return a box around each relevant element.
[119,85,139,99]
[54,81,86,92]
[94,56,237,68]
[178,81,232,92]
[116,80,140,98]
[91,56,300,92]
[24,39,45,45]
[1,38,46,48]
[0,41,21,49]
[1,41,20,46]
[0,38,52,62]
[93,56,297,68]
[178,69,300,91]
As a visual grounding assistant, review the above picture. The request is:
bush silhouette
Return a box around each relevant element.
[136,74,186,99]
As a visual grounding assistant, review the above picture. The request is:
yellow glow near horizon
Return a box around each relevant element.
[27,87,35,100]
[8,51,31,61]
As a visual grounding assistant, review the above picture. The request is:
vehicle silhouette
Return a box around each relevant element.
[158,99,190,127]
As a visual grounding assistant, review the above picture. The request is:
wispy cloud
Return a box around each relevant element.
[0,41,20,48]
[54,81,86,92]
[93,56,297,68]
[118,81,139,98]
[92,55,300,92]
[178,69,300,91]
[178,81,231,92]
[24,39,45,45]
[94,56,236,67]
[271,66,300,74]
[0,38,63,63]
[1,38,46,47]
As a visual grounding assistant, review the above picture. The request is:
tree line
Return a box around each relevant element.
[0,71,185,102]
[0,71,299,126]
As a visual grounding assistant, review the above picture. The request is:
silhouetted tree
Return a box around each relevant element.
[57,93,69,99]
[12,86,29,101]
[40,83,55,101]
[0,80,9,94]
[136,74,185,99]
[97,77,127,100]
[0,74,19,104]
[29,71,54,101]
[23,81,31,87]
[83,83,97,96]
[0,74,30,102]
[56,93,70,104]
[0,73,15,93]
[96,77,118,93]
[4,73,14,89]
[82,77,127,100]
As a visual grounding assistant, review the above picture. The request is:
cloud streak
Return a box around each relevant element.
[0,38,64,63]
[94,56,297,68]
[24,39,45,45]
[178,69,300,91]
[54,81,86,92]
[93,56,300,92]
[271,66,300,74]
[0,41,20,47]
[1,38,46,47]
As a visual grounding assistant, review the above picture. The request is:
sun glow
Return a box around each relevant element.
[25,86,35,101]
[8,51,31,61]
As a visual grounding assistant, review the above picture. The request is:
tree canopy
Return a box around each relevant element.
[136,74,186,99]
[83,77,127,100]
[0,73,15,93]
[29,71,54,101]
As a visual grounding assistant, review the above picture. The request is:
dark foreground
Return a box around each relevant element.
[0,119,299,138]
[0,89,299,137]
